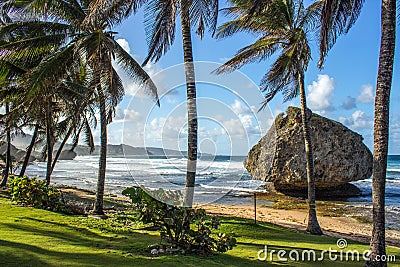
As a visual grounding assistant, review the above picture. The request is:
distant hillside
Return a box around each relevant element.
[63,144,188,157]
[11,134,211,159]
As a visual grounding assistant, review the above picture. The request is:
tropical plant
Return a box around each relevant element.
[143,0,218,207]
[215,0,323,235]
[8,175,65,211]
[122,186,236,255]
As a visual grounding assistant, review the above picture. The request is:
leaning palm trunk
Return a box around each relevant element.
[366,0,396,266]
[19,123,39,177]
[298,72,322,235]
[0,103,11,187]
[45,101,54,185]
[181,6,198,208]
[93,87,108,215]
[50,126,73,176]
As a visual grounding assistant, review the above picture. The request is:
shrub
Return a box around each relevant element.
[8,175,65,212]
[122,186,236,255]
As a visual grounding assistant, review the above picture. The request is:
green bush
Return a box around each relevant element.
[122,186,236,255]
[8,175,65,212]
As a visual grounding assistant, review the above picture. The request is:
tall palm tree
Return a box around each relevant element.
[1,0,159,214]
[50,81,97,176]
[318,1,396,265]
[215,0,323,235]
[367,1,396,266]
[19,123,39,177]
[143,0,218,207]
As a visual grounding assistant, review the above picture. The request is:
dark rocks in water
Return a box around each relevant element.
[59,150,77,160]
[244,106,372,195]
[274,183,362,199]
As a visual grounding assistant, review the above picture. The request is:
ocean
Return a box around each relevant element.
[25,155,266,205]
[25,154,400,227]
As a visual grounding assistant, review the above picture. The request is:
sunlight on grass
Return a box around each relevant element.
[0,197,399,267]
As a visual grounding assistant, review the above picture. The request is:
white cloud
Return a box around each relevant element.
[339,110,373,130]
[145,116,187,144]
[229,100,260,135]
[218,57,230,63]
[116,38,131,54]
[307,74,335,114]
[123,109,142,122]
[113,39,162,97]
[357,84,375,103]
[341,96,357,110]
[114,107,142,122]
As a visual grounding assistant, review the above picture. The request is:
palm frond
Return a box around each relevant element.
[113,39,159,105]
[22,43,75,97]
[20,0,86,24]
[0,21,73,40]
[143,0,178,65]
[189,0,218,38]
[83,0,145,28]
[82,116,95,153]
[214,36,282,74]
[319,0,364,68]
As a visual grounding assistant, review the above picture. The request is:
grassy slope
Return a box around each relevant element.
[0,197,399,267]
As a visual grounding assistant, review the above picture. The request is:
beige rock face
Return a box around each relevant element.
[244,107,373,191]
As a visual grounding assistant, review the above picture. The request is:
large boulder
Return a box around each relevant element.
[244,107,373,192]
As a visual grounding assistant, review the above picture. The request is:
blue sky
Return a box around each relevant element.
[102,1,400,155]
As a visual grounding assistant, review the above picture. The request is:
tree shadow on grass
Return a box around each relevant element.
[0,238,296,267]
[219,218,361,246]
[0,209,379,267]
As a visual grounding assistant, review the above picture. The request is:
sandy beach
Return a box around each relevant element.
[201,203,400,248]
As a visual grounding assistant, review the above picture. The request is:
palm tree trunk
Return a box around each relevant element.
[180,5,198,208]
[50,126,73,176]
[45,100,53,185]
[93,87,107,215]
[366,1,396,266]
[0,103,11,187]
[298,72,322,235]
[19,123,39,177]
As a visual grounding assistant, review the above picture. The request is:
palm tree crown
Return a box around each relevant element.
[215,0,322,105]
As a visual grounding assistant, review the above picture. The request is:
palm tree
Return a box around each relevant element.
[0,44,31,184]
[0,102,11,186]
[366,1,396,266]
[1,0,159,214]
[143,0,218,207]
[19,123,39,177]
[215,0,323,235]
[318,0,396,265]
[50,82,97,176]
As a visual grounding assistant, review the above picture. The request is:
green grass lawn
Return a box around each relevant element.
[0,196,399,267]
